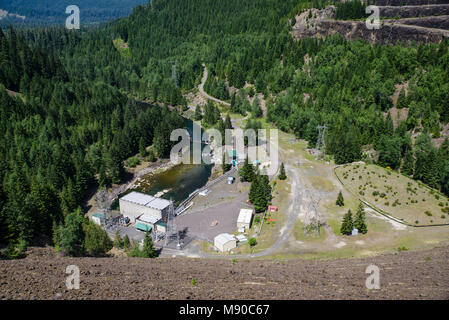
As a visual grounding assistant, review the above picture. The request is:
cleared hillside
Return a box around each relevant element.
[0,245,448,299]
[335,163,449,225]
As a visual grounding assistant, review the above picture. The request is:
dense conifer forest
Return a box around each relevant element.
[0,0,147,27]
[0,0,448,256]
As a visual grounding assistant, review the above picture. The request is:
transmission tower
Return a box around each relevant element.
[315,125,327,160]
[304,189,321,236]
[168,60,178,87]
[165,198,181,249]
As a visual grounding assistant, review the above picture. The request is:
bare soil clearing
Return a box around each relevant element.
[1,245,448,299]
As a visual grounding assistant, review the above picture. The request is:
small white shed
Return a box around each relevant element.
[237,208,253,230]
[214,233,237,252]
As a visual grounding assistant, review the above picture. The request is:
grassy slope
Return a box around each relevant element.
[335,163,449,225]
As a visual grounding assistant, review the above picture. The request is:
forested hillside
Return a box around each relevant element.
[0,26,183,256]
[0,0,147,26]
[0,0,448,257]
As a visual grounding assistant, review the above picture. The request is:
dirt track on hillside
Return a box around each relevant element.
[0,246,448,300]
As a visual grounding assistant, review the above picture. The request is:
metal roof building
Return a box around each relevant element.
[237,208,253,230]
[119,191,171,226]
[120,191,171,211]
[214,233,237,252]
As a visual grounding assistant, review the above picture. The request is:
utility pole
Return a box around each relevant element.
[316,125,327,160]
[168,60,178,87]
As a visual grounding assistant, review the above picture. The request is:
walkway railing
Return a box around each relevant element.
[175,167,236,215]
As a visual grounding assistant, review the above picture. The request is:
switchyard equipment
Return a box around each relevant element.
[165,199,182,249]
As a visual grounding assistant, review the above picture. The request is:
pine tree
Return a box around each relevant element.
[147,149,156,162]
[249,170,271,213]
[59,209,85,257]
[353,203,367,234]
[194,105,203,121]
[401,150,414,176]
[222,152,231,174]
[123,234,131,250]
[278,163,287,180]
[139,137,147,157]
[251,97,263,118]
[340,209,353,235]
[141,230,156,258]
[239,155,254,182]
[230,92,236,112]
[336,191,344,206]
[114,230,124,248]
[225,113,233,130]
[84,221,113,257]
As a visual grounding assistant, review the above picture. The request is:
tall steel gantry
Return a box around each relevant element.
[168,60,178,87]
[165,198,181,249]
[315,125,327,160]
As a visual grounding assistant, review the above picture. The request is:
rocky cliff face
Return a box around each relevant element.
[369,0,448,5]
[291,3,449,45]
[379,4,449,18]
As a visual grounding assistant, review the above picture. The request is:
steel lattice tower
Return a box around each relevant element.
[304,189,321,236]
[165,199,181,248]
[168,60,178,87]
[315,125,327,160]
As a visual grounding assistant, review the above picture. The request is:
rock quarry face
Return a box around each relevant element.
[292,2,449,45]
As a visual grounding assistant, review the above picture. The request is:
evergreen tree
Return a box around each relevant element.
[128,242,141,257]
[224,113,233,130]
[401,150,414,176]
[340,209,353,235]
[336,191,344,207]
[251,97,263,118]
[139,137,147,157]
[238,155,254,182]
[59,209,85,256]
[249,170,271,213]
[83,221,113,256]
[353,203,367,234]
[222,152,231,174]
[123,234,131,250]
[147,149,156,162]
[141,230,156,258]
[114,230,124,248]
[230,92,236,112]
[278,163,287,180]
[194,105,203,121]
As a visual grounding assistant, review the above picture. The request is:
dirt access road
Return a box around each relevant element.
[198,64,231,106]
[1,245,448,299]
[166,70,303,259]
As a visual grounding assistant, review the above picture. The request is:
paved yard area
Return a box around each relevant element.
[176,194,251,241]
[176,177,252,242]
[106,224,146,243]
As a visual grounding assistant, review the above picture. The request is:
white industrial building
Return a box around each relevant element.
[237,208,253,230]
[214,233,237,252]
[119,191,171,232]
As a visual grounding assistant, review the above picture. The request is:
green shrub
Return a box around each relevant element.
[248,238,257,247]
[126,157,141,168]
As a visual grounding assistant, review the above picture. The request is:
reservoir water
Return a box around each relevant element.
[128,117,213,205]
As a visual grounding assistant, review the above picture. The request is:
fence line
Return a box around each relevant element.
[175,167,236,215]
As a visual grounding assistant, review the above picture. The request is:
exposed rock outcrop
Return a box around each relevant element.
[292,3,449,45]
